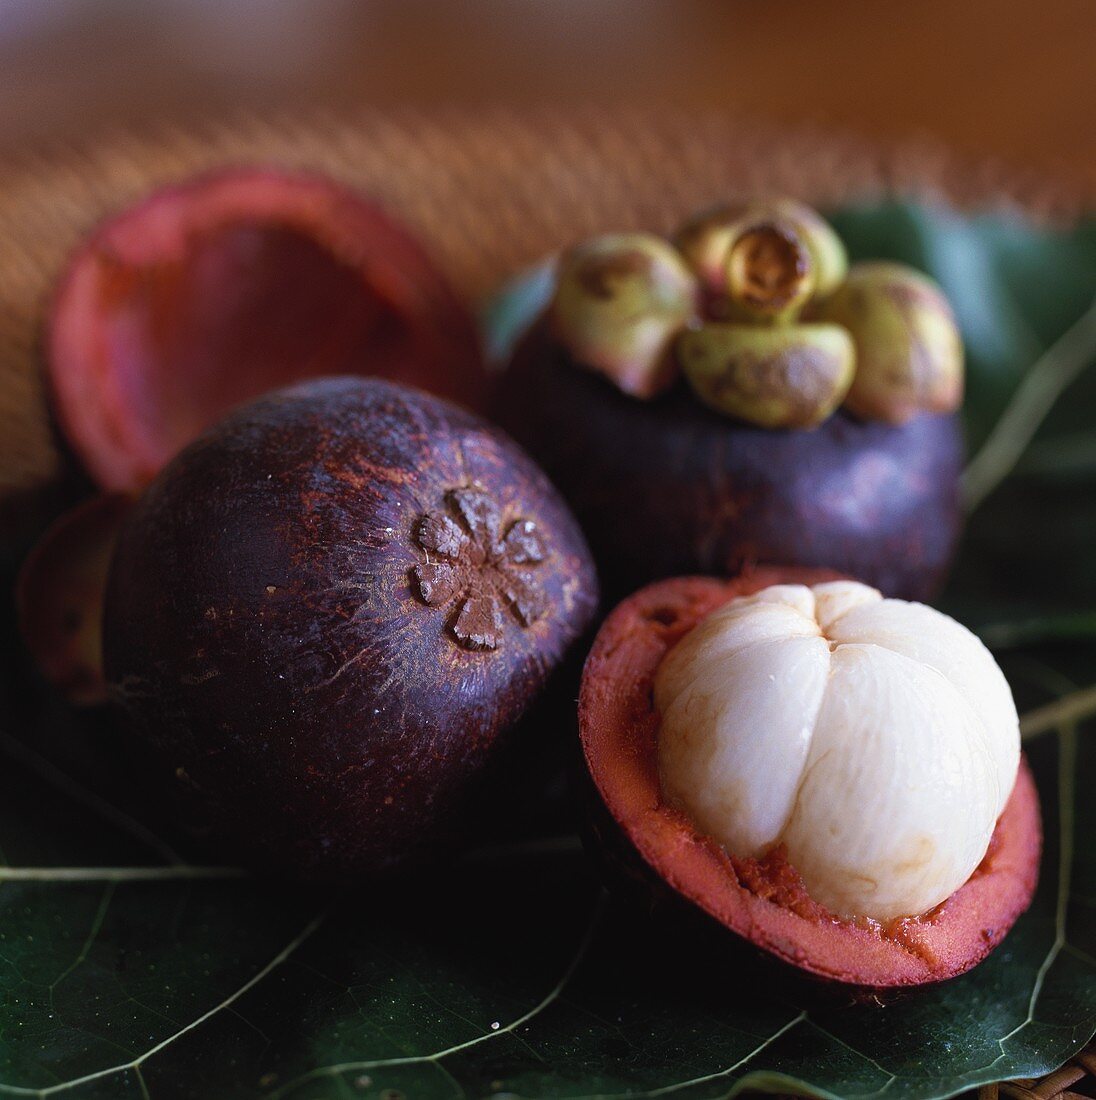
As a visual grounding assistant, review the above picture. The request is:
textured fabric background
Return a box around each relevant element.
[0,107,1085,506]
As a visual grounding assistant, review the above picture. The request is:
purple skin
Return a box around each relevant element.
[495,325,963,603]
[103,377,598,880]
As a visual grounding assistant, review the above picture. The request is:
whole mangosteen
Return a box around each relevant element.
[493,199,964,602]
[102,377,598,880]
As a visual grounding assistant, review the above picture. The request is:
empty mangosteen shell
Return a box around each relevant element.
[578,569,1041,990]
[47,167,484,494]
[16,492,133,706]
[494,326,964,603]
[102,377,598,880]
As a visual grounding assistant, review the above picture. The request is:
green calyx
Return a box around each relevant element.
[810,261,964,424]
[543,200,963,431]
[724,222,814,322]
[679,322,855,430]
[675,198,848,319]
[547,233,698,399]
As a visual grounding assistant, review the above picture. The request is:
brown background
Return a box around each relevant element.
[1,0,1093,195]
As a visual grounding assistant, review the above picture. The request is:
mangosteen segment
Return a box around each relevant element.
[654,578,1020,922]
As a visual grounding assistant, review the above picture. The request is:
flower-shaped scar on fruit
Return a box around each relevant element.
[655,580,1019,922]
[579,570,1040,989]
[413,487,549,651]
[545,197,963,429]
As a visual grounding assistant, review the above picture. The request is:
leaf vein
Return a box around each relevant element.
[0,909,328,1097]
[964,293,1096,512]
[0,735,183,866]
[638,1010,809,1098]
[49,884,115,998]
[268,890,608,1099]
[0,866,246,884]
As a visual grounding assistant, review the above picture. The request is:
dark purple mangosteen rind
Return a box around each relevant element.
[103,376,598,880]
[495,323,963,602]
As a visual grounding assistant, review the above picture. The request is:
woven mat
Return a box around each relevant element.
[0,108,1092,1096]
[981,1044,1096,1100]
[0,106,1087,507]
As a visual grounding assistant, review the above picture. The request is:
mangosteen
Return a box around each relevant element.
[15,493,131,705]
[579,569,1040,989]
[102,377,598,880]
[493,198,964,602]
[48,167,484,494]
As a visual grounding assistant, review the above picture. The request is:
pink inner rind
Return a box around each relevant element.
[47,168,483,492]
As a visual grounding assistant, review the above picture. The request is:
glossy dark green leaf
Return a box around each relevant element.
[2,202,1096,1100]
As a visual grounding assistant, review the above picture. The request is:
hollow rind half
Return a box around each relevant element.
[579,570,1041,989]
[16,492,132,705]
[47,167,484,492]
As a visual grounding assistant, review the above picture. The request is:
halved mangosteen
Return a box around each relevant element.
[47,167,483,493]
[579,568,1041,989]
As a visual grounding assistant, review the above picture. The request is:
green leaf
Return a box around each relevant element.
[0,699,1093,1100]
[4,202,1096,1099]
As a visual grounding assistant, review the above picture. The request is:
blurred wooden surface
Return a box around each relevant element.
[0,0,1093,196]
